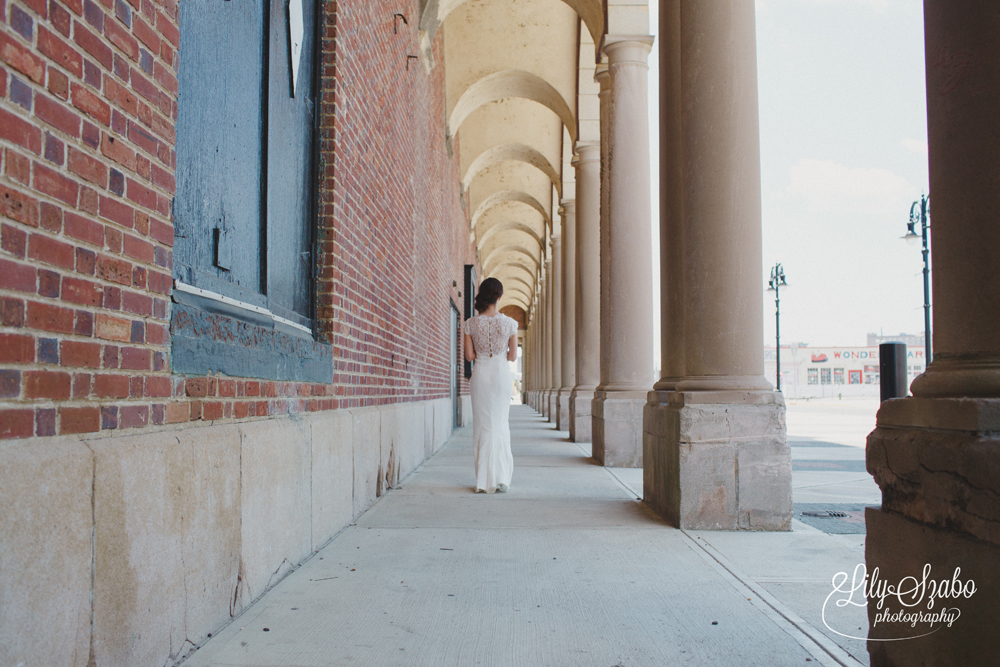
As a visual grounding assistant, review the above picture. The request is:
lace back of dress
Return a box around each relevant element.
[468,315,511,357]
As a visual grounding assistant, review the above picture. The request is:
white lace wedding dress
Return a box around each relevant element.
[464,313,517,493]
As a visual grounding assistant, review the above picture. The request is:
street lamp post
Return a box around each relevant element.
[767,263,788,392]
[903,194,932,365]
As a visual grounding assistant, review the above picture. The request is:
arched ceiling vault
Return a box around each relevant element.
[493,263,536,287]
[420,0,604,65]
[483,252,537,279]
[440,0,591,314]
[477,220,543,251]
[448,70,577,143]
[471,191,550,235]
[497,275,533,296]
[481,244,540,274]
[462,143,562,196]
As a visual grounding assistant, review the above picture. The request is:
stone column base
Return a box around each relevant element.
[864,397,1000,664]
[548,391,558,423]
[866,508,999,666]
[556,389,571,431]
[643,389,790,530]
[540,390,550,419]
[592,389,646,467]
[568,388,593,443]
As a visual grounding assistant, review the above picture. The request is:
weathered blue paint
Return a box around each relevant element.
[171,303,333,383]
[173,0,319,327]
[266,0,319,327]
[174,0,267,303]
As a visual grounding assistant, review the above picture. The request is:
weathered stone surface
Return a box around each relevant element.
[643,391,790,530]
[351,406,382,519]
[90,432,186,666]
[569,389,593,443]
[867,508,1000,666]
[90,425,241,666]
[868,406,1000,548]
[1,400,464,667]
[238,419,311,605]
[379,403,425,493]
[460,395,473,427]
[181,426,242,641]
[736,438,792,530]
[876,396,1000,432]
[424,401,436,459]
[592,392,646,467]
[432,397,453,452]
[557,389,570,431]
[0,441,93,667]
[311,410,354,550]
[397,402,427,480]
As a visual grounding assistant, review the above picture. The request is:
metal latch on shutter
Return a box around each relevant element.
[214,218,231,271]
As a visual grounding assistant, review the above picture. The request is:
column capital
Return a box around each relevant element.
[574,141,600,162]
[560,198,576,215]
[602,35,654,65]
[594,63,610,88]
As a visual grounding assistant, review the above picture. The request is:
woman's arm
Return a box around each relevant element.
[507,334,518,362]
[464,334,477,362]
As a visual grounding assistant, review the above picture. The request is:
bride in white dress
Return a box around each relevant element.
[463,278,518,494]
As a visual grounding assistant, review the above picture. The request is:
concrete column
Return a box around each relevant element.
[643,0,790,530]
[596,66,611,433]
[542,260,553,419]
[533,303,540,410]
[526,320,534,407]
[536,272,548,416]
[653,0,684,395]
[557,201,577,431]
[866,4,1000,661]
[592,37,655,468]
[530,312,539,410]
[528,313,535,409]
[570,143,601,443]
[549,235,563,424]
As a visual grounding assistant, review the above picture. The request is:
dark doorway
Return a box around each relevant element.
[450,303,460,427]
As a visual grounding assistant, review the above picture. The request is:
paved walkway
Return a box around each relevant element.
[186,406,872,667]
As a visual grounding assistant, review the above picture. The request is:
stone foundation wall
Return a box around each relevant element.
[0,397,453,667]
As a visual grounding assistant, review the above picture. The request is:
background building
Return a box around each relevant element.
[765,335,928,398]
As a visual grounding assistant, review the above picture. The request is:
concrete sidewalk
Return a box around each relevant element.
[184,406,871,667]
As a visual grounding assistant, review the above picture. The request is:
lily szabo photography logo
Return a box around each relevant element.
[823,564,977,641]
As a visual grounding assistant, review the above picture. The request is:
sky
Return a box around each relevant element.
[648,0,930,362]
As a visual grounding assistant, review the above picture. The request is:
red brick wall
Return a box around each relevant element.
[0,0,178,438]
[0,0,474,439]
[317,0,474,408]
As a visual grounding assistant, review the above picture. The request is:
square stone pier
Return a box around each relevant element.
[592,390,647,468]
[642,389,791,530]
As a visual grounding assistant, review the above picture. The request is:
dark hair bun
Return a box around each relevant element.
[474,277,503,313]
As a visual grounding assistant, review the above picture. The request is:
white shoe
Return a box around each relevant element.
[497,483,508,493]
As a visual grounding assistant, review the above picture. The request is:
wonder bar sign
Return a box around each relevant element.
[763,346,928,399]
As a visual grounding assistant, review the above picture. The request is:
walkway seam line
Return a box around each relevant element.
[568,438,643,500]
[679,531,865,667]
